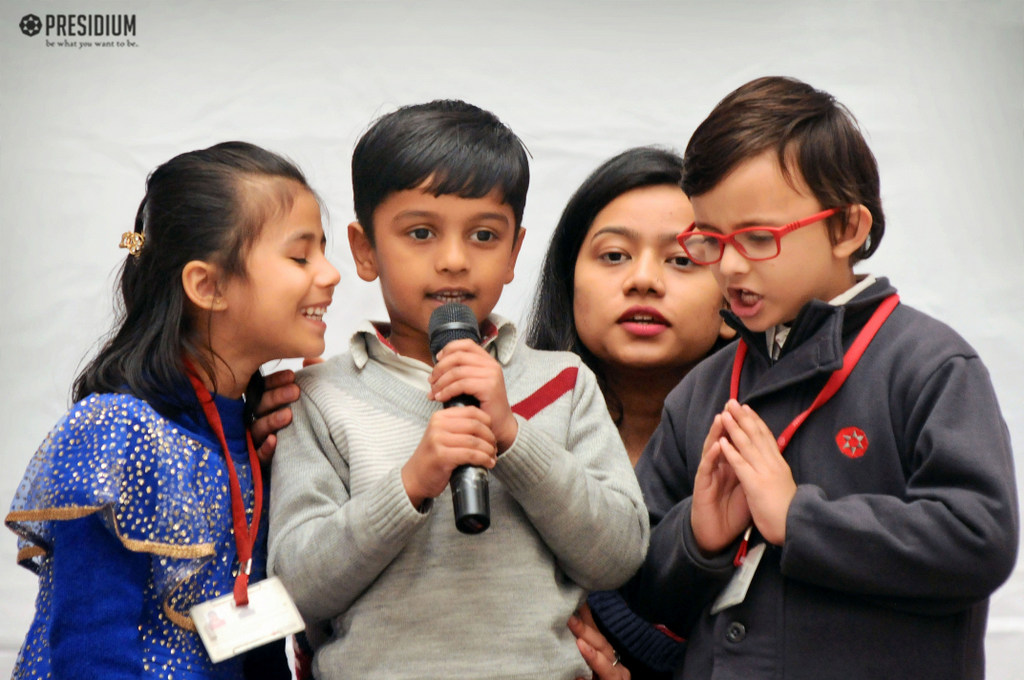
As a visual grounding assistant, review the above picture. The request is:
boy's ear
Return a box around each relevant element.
[503,227,526,284]
[348,221,379,282]
[832,205,873,260]
[182,260,226,311]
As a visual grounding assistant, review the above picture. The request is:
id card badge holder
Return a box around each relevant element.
[191,576,305,663]
[710,540,766,616]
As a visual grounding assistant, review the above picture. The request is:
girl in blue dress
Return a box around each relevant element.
[6,141,340,679]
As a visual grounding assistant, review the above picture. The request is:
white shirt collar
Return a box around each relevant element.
[828,274,877,307]
[349,315,518,390]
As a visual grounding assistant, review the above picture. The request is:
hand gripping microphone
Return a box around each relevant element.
[428,302,490,535]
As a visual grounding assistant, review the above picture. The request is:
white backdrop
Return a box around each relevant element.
[2,0,1022,676]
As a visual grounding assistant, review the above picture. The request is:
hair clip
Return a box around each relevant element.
[119,231,145,257]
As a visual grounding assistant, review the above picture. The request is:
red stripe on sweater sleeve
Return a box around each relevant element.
[511,367,578,420]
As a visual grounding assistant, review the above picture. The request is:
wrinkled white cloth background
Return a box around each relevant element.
[2,1,1021,677]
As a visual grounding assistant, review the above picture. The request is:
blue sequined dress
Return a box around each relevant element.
[6,391,278,679]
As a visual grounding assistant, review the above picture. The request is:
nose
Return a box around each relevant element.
[317,256,341,290]
[624,251,664,296]
[716,240,750,277]
[436,236,469,274]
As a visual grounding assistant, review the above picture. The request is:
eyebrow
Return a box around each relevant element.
[286,231,327,246]
[591,225,683,246]
[394,210,438,221]
[476,212,512,225]
[395,210,511,225]
[693,217,782,232]
[395,210,507,222]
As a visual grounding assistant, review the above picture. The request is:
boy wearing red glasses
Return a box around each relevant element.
[624,76,1017,679]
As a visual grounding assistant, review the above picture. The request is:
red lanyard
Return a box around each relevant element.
[727,294,899,564]
[185,360,263,607]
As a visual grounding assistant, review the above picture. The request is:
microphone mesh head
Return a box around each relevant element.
[428,303,481,362]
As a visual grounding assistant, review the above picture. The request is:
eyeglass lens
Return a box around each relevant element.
[681,230,780,264]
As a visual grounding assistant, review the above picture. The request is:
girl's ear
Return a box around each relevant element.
[182,260,227,311]
[832,204,873,260]
[348,222,379,282]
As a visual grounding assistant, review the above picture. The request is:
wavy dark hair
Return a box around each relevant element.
[526,146,691,419]
[73,141,315,419]
[352,99,530,244]
[683,76,884,263]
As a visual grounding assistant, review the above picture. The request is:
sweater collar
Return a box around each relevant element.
[349,315,518,371]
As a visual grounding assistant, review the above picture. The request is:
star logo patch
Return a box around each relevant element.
[835,426,868,458]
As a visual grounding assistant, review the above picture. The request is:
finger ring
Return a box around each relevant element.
[611,650,621,667]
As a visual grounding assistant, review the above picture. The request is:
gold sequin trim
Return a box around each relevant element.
[7,506,98,522]
[16,545,46,563]
[6,506,216,560]
[161,568,204,631]
[164,600,197,631]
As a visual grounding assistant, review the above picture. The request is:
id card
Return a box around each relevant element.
[709,542,766,615]
[190,576,305,663]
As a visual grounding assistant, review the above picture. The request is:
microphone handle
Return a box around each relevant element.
[444,394,490,534]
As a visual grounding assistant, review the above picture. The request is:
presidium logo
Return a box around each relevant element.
[19,14,42,36]
[19,12,138,48]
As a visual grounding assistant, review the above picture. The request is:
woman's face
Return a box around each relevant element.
[573,184,725,374]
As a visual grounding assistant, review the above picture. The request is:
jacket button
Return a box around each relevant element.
[725,621,746,643]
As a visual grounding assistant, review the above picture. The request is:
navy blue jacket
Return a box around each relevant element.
[625,278,1018,680]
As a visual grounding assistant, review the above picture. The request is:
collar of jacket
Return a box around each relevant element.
[719,277,898,403]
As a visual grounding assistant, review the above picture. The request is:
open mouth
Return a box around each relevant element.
[617,307,669,336]
[735,289,761,305]
[727,288,763,317]
[302,305,328,321]
[618,307,669,326]
[428,290,474,305]
[623,313,665,325]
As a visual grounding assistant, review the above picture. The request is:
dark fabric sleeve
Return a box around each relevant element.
[621,390,736,635]
[781,355,1019,614]
[51,514,148,679]
[588,589,683,677]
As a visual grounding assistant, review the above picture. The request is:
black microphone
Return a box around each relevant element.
[428,302,490,535]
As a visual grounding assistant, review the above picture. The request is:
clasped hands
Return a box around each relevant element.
[691,399,797,554]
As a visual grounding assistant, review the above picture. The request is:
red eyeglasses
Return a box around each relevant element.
[677,208,839,265]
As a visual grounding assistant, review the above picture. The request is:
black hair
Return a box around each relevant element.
[526,146,690,419]
[73,141,315,419]
[351,99,530,244]
[683,76,884,263]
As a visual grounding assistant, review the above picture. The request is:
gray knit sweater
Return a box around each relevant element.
[268,326,649,679]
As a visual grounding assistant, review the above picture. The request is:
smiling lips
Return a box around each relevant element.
[302,304,329,323]
[618,306,670,337]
